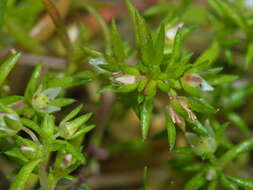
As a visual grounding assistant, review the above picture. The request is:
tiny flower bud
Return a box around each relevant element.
[167,106,185,131]
[206,168,217,181]
[111,72,136,85]
[61,154,73,168]
[115,75,136,84]
[20,146,35,152]
[166,22,184,41]
[178,97,197,122]
[186,132,217,158]
[68,24,79,43]
[183,74,214,91]
[64,154,72,165]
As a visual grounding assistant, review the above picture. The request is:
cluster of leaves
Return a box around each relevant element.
[1,0,253,189]
[0,51,94,189]
[84,0,253,189]
[207,0,253,68]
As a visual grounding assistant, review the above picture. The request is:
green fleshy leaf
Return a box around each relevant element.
[210,0,249,33]
[24,64,42,102]
[207,180,218,190]
[41,114,55,140]
[0,51,21,86]
[165,111,176,151]
[181,163,206,172]
[172,147,194,155]
[227,112,249,134]
[0,102,17,115]
[60,105,83,125]
[135,12,154,67]
[5,148,28,162]
[140,98,153,141]
[187,97,215,114]
[157,80,171,92]
[220,174,238,190]
[245,42,253,69]
[21,118,42,135]
[208,74,238,85]
[49,98,76,107]
[0,96,23,106]
[115,83,138,93]
[66,125,95,140]
[188,121,209,136]
[145,80,157,99]
[153,24,165,66]
[0,0,7,30]
[184,172,206,190]
[59,113,92,138]
[111,19,126,62]
[193,41,220,69]
[227,176,253,189]
[219,138,253,168]
[166,28,182,71]
[9,159,41,190]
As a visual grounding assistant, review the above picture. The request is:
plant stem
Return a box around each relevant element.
[21,126,39,143]
[38,153,52,190]
[41,0,75,73]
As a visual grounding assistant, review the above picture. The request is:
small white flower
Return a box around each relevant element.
[184,74,214,92]
[115,75,136,84]
[200,79,214,91]
[65,154,72,163]
[68,24,79,42]
[20,146,35,152]
[110,72,137,85]
[206,168,217,181]
[166,22,184,41]
[61,154,73,168]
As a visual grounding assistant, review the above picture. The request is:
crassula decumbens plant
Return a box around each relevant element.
[0,0,253,189]
[0,51,95,189]
[85,1,253,189]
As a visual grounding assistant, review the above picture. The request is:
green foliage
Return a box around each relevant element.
[0,51,20,86]
[0,0,7,30]
[0,0,253,189]
[0,53,94,189]
[84,1,253,188]
[9,159,41,190]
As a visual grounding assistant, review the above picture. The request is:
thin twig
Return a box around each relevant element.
[30,0,70,42]
[30,0,159,43]
[38,155,51,190]
[42,0,73,65]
